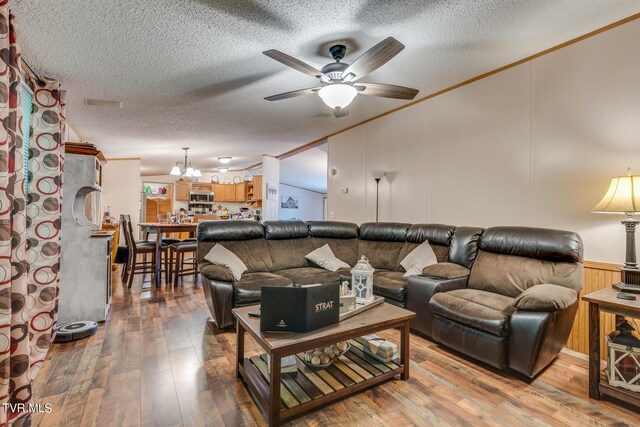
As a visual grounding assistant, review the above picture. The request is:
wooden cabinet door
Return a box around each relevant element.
[224,185,236,202]
[213,184,224,202]
[175,181,191,201]
[192,182,213,192]
[235,183,246,202]
[253,175,263,200]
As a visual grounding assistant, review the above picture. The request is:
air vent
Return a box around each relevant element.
[84,99,123,108]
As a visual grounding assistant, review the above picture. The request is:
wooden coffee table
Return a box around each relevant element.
[233,302,415,426]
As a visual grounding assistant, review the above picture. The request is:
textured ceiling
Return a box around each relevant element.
[13,0,640,175]
[280,144,328,193]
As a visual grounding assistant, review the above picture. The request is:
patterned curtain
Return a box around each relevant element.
[26,80,65,381]
[0,4,27,425]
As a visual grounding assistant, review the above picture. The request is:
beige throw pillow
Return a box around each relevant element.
[305,244,350,272]
[203,244,247,281]
[400,240,438,277]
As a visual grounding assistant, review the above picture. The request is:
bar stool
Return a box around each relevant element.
[121,215,172,287]
[168,239,199,286]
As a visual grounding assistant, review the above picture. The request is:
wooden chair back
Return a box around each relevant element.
[120,214,135,251]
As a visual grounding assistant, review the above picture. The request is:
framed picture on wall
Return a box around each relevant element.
[266,183,278,200]
[281,195,299,209]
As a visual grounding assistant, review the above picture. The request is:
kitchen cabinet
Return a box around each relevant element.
[213,184,224,201]
[246,175,262,207]
[235,183,247,202]
[175,181,191,201]
[192,182,213,192]
[212,183,238,202]
[224,184,236,202]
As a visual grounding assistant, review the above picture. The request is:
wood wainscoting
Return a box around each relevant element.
[566,261,622,358]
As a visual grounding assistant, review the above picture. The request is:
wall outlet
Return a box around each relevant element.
[341,187,349,194]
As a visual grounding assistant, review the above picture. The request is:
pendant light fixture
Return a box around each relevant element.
[170,147,201,177]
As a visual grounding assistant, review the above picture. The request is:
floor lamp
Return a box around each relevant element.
[371,171,386,222]
[591,168,640,289]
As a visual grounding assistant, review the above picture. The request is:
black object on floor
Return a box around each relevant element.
[54,320,99,342]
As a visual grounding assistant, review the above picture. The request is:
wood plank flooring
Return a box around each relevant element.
[30,271,639,426]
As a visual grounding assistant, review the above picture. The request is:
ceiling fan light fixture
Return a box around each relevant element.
[318,84,357,109]
[218,157,232,164]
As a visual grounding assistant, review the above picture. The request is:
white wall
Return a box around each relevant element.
[328,19,640,264]
[102,159,141,231]
[278,184,326,221]
[262,156,280,221]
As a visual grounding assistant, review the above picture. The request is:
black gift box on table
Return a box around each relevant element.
[260,283,340,333]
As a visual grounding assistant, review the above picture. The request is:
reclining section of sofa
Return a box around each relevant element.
[405,226,484,337]
[428,226,583,378]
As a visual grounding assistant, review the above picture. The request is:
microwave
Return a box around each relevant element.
[189,191,214,203]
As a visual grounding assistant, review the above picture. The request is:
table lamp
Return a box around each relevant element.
[591,168,640,288]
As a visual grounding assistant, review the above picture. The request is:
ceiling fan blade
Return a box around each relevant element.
[354,82,419,100]
[342,37,404,82]
[333,107,349,118]
[264,87,321,101]
[263,49,329,81]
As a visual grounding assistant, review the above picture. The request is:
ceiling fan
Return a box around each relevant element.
[263,37,419,118]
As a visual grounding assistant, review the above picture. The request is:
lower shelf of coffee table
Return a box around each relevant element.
[239,339,404,421]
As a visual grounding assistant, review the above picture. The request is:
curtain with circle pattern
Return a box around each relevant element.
[25,80,65,384]
[0,3,66,423]
[0,4,27,425]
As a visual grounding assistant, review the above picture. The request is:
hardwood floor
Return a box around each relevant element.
[31,271,639,426]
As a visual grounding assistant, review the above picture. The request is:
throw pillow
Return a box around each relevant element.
[305,244,350,272]
[203,244,247,281]
[514,284,577,311]
[400,240,438,277]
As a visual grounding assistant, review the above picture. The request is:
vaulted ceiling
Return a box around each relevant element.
[13,1,640,175]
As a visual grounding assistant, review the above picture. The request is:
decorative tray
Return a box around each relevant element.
[339,295,384,321]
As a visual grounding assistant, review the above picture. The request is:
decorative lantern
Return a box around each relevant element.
[606,320,640,392]
[351,256,375,304]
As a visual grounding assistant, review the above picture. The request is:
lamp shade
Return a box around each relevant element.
[170,165,181,176]
[318,84,357,109]
[371,170,386,180]
[185,167,194,177]
[592,175,640,214]
[193,168,202,177]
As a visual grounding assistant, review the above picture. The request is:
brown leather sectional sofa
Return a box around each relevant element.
[197,220,583,378]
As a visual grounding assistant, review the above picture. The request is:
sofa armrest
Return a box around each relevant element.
[199,267,235,329]
[508,301,579,378]
[422,262,470,280]
[513,284,577,312]
[406,275,468,337]
[200,262,235,283]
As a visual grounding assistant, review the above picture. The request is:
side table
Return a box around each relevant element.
[582,287,640,409]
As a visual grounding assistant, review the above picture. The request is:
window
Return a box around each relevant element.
[21,81,33,195]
